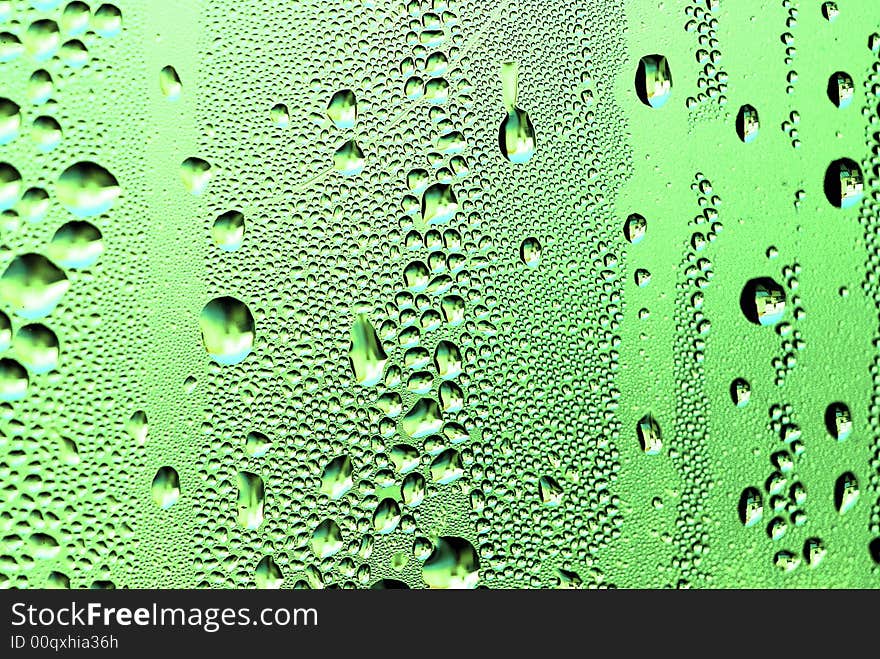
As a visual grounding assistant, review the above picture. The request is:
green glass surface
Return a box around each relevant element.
[0,0,878,589]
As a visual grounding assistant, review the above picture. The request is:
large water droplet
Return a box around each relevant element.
[637,414,662,455]
[151,466,180,509]
[402,397,443,438]
[327,89,357,129]
[0,162,22,210]
[736,104,759,143]
[730,378,751,407]
[320,455,354,499]
[0,358,28,401]
[55,161,120,217]
[372,498,401,534]
[48,220,103,268]
[0,98,21,144]
[433,340,462,379]
[255,556,283,589]
[623,213,647,244]
[180,157,212,195]
[199,296,255,366]
[519,237,541,267]
[825,402,852,441]
[159,65,182,100]
[0,253,69,319]
[430,448,464,483]
[636,54,672,108]
[834,471,859,514]
[311,518,343,558]
[333,139,365,175]
[498,62,536,163]
[740,277,786,326]
[824,158,863,208]
[422,536,479,589]
[14,323,58,374]
[92,4,123,37]
[212,210,245,251]
[421,182,458,225]
[348,314,387,386]
[738,487,763,527]
[827,71,853,108]
[236,471,265,529]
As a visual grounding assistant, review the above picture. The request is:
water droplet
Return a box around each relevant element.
[23,19,60,61]
[245,431,271,458]
[92,4,123,38]
[0,33,24,63]
[311,518,343,558]
[0,253,69,319]
[430,448,463,483]
[637,414,662,455]
[212,210,245,251]
[320,455,354,499]
[180,157,212,195]
[159,65,182,100]
[151,466,180,509]
[736,104,759,143]
[438,380,463,412]
[730,378,751,407]
[738,487,763,527]
[373,498,401,534]
[0,311,10,350]
[60,2,91,36]
[0,358,28,401]
[821,2,839,22]
[32,115,62,152]
[56,161,120,217]
[348,314,387,386]
[27,69,53,104]
[433,340,462,379]
[48,221,103,268]
[269,103,289,128]
[803,537,827,568]
[827,71,853,108]
[539,475,563,506]
[636,54,672,108]
[0,162,22,210]
[199,296,255,366]
[740,277,786,326]
[422,536,479,589]
[402,397,443,438]
[623,213,646,244]
[401,472,426,507]
[127,410,148,444]
[255,556,283,589]
[0,98,21,144]
[29,532,59,559]
[390,443,420,473]
[773,550,800,572]
[60,39,88,68]
[421,182,458,225]
[825,402,852,441]
[14,323,59,373]
[236,471,265,529]
[333,139,365,176]
[823,158,863,209]
[327,89,357,129]
[519,237,541,267]
[46,572,70,589]
[498,62,536,163]
[834,471,859,514]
